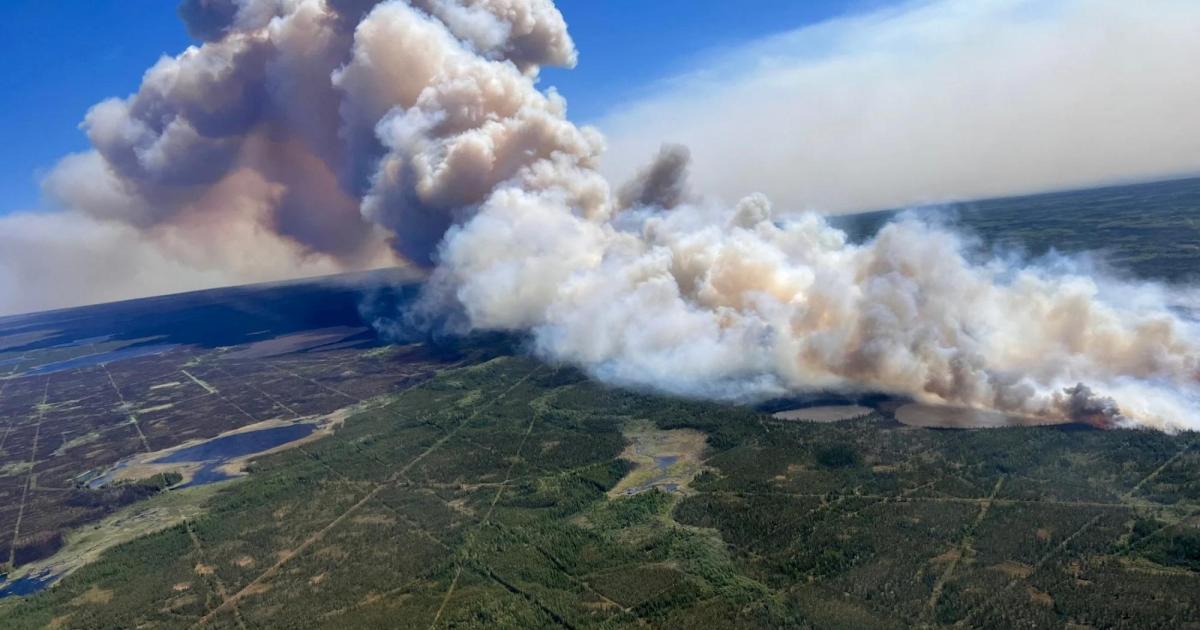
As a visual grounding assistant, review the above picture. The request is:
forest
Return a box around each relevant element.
[1,354,1197,628]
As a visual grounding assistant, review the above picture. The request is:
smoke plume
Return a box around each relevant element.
[7,0,1200,431]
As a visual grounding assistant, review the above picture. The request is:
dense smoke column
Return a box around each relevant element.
[51,0,585,271]
[47,0,1200,431]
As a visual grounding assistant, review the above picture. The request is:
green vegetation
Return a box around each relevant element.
[2,354,1199,628]
[124,471,184,491]
[815,443,860,468]
[608,421,706,496]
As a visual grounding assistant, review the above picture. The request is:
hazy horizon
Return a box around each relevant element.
[3,172,1196,320]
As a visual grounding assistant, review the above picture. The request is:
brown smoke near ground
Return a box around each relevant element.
[4,0,1198,431]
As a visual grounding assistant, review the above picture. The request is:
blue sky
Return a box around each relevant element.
[0,2,191,215]
[0,0,878,216]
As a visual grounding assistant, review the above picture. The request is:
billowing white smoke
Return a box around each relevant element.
[431,186,1200,431]
[20,0,1200,430]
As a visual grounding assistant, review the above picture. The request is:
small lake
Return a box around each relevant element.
[175,462,236,489]
[23,343,176,376]
[653,455,678,470]
[772,405,873,423]
[155,423,315,465]
[88,423,319,492]
[0,570,57,599]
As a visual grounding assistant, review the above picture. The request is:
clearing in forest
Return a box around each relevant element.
[609,421,706,497]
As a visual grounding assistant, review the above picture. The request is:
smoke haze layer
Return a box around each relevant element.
[601,0,1200,214]
[6,0,1200,431]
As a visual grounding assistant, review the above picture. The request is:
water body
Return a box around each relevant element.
[611,425,707,497]
[653,455,678,470]
[0,570,57,599]
[772,405,873,423]
[176,462,235,489]
[87,423,318,493]
[152,423,317,489]
[154,423,315,464]
[23,343,176,376]
[220,326,368,360]
[85,462,129,490]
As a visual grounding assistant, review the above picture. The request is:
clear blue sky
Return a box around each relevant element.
[0,0,880,216]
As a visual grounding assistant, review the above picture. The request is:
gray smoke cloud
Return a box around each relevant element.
[1056,383,1124,428]
[3,0,1198,432]
[617,144,693,211]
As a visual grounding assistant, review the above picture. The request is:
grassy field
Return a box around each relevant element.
[2,353,1198,628]
[607,421,706,497]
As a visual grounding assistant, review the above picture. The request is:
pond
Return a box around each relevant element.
[154,423,316,464]
[23,343,176,376]
[87,422,319,492]
[0,570,57,599]
[610,424,707,497]
[772,405,873,423]
[653,455,678,470]
[175,462,235,489]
